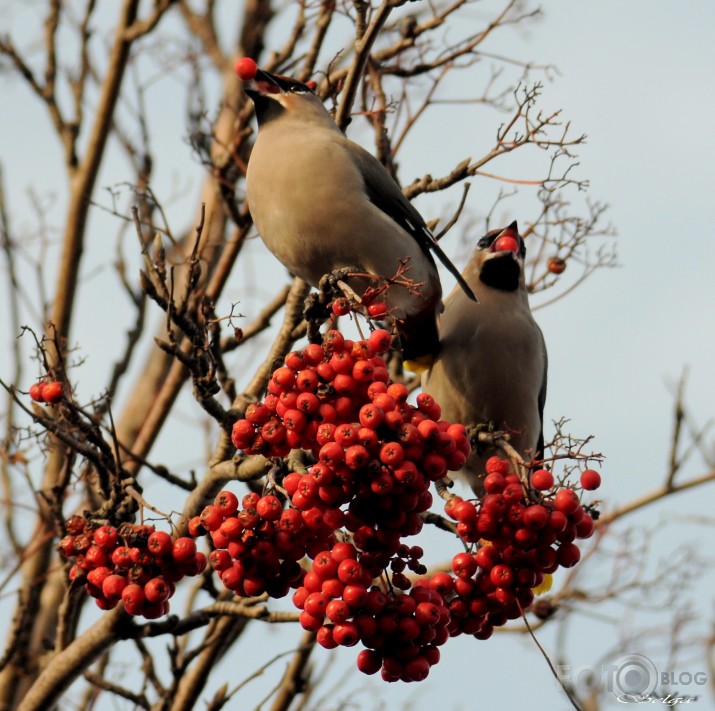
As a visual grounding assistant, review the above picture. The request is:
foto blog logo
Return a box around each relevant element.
[556,653,708,700]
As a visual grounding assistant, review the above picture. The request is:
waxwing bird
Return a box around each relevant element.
[422,221,547,494]
[242,69,476,364]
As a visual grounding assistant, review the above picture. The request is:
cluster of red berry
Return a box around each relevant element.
[230,329,470,549]
[189,489,329,599]
[53,319,602,684]
[293,541,449,682]
[331,296,388,320]
[189,481,449,681]
[414,458,599,640]
[220,329,474,678]
[225,328,602,679]
[58,516,206,618]
[231,328,468,471]
[29,380,63,404]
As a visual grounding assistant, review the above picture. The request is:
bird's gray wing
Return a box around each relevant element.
[347,142,477,302]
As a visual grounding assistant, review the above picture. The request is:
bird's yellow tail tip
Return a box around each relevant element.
[532,573,553,596]
[403,355,434,374]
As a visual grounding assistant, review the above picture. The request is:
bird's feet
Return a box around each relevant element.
[304,267,371,343]
[318,267,367,306]
[320,266,354,293]
[303,292,331,343]
[466,422,508,455]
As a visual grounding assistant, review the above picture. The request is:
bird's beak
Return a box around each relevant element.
[487,221,521,255]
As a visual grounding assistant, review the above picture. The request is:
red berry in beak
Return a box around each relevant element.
[492,234,520,254]
[235,57,258,81]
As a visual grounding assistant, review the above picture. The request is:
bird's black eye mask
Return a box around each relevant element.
[245,71,317,124]
[477,233,496,250]
[254,70,314,95]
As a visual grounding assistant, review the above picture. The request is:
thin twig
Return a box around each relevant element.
[520,607,583,711]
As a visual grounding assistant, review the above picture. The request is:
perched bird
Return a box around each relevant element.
[242,68,475,364]
[422,222,547,493]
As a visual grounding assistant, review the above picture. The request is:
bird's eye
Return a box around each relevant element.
[477,235,493,249]
[291,81,316,94]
